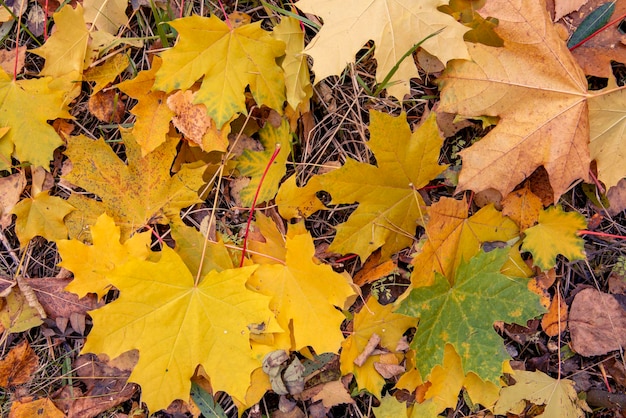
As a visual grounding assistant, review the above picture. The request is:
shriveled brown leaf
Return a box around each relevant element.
[21,277,99,320]
[0,171,26,229]
[88,90,125,123]
[569,288,626,356]
[0,46,26,76]
[0,340,39,387]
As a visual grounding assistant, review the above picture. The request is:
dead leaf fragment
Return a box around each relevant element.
[554,0,589,21]
[0,171,26,229]
[0,340,39,387]
[88,89,125,123]
[9,398,64,418]
[0,46,26,76]
[569,288,626,356]
[541,293,568,336]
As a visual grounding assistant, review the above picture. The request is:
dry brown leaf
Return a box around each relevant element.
[607,178,626,216]
[87,89,125,123]
[21,277,99,320]
[311,380,355,409]
[569,288,626,356]
[502,185,543,231]
[0,340,39,387]
[0,171,26,229]
[554,0,589,21]
[9,398,64,418]
[439,0,589,201]
[0,46,26,76]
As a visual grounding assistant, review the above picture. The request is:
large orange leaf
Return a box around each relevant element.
[82,246,273,412]
[62,130,205,240]
[315,111,447,262]
[438,0,590,200]
[295,0,469,99]
[154,15,285,127]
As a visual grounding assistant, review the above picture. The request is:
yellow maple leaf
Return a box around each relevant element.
[12,191,75,247]
[117,56,175,156]
[57,213,151,299]
[170,223,235,277]
[83,0,128,35]
[589,79,626,189]
[411,197,523,288]
[501,185,543,231]
[30,4,89,100]
[82,246,273,412]
[275,175,327,220]
[62,130,205,240]
[295,0,469,99]
[154,15,286,127]
[438,0,590,200]
[0,69,70,170]
[248,229,356,353]
[315,111,447,262]
[84,53,130,95]
[272,16,312,112]
[521,205,586,271]
[494,370,589,417]
[340,296,417,397]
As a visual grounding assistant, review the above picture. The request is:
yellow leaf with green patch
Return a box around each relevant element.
[373,395,407,418]
[521,205,586,271]
[154,15,286,126]
[62,130,205,240]
[276,174,327,219]
[397,248,545,383]
[314,111,447,262]
[57,213,151,299]
[12,192,74,247]
[82,246,273,412]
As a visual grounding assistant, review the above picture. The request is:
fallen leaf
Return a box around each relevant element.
[21,277,99,319]
[315,111,447,262]
[0,286,43,333]
[0,340,39,387]
[167,89,229,153]
[170,223,234,277]
[397,249,545,383]
[372,395,407,418]
[554,0,589,21]
[588,79,626,189]
[340,296,416,397]
[424,344,464,413]
[0,68,71,170]
[0,46,26,76]
[541,292,568,337]
[494,370,589,418]
[9,398,64,418]
[27,4,46,37]
[58,213,151,298]
[249,229,355,353]
[569,288,626,356]
[607,178,626,215]
[83,0,128,35]
[295,0,469,99]
[521,205,587,271]
[0,171,26,229]
[235,119,291,206]
[154,14,286,127]
[411,197,522,288]
[116,56,174,155]
[88,89,125,123]
[501,185,543,231]
[83,53,130,94]
[439,0,590,200]
[275,175,327,220]
[12,191,75,247]
[311,380,354,409]
[62,130,205,240]
[82,246,273,412]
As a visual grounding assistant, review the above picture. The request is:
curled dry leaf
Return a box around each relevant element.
[569,288,626,356]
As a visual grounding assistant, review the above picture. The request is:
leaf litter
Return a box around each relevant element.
[0,0,626,417]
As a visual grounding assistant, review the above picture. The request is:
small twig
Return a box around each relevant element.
[239,144,282,267]
[578,230,626,239]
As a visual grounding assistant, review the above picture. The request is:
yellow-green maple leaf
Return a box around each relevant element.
[494,370,589,418]
[521,205,586,271]
[62,130,205,240]
[154,15,286,127]
[82,246,273,412]
[57,213,151,299]
[236,119,291,206]
[117,56,175,156]
[248,229,356,353]
[12,191,74,247]
[0,69,70,170]
[295,0,469,99]
[372,395,407,418]
[340,296,416,397]
[315,111,447,262]
[83,0,128,35]
[411,197,524,288]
